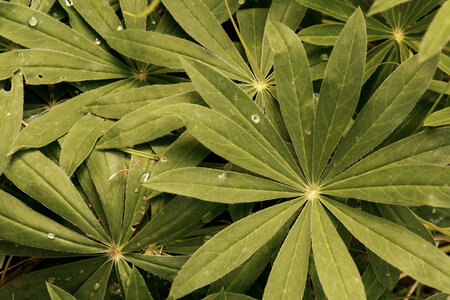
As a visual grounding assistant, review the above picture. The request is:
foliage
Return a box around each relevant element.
[0,0,449,299]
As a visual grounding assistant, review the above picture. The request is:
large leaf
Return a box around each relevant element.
[267,22,315,180]
[323,198,450,294]
[125,254,189,281]
[424,107,450,127]
[161,0,253,81]
[169,199,305,299]
[119,0,147,30]
[73,260,113,300]
[0,2,125,67]
[0,190,105,253]
[179,57,301,179]
[47,283,77,300]
[96,92,203,149]
[324,164,450,207]
[9,79,136,155]
[60,114,113,176]
[325,54,439,178]
[0,73,22,174]
[368,0,411,15]
[148,167,302,204]
[105,29,249,82]
[263,202,311,300]
[126,267,154,300]
[312,9,366,181]
[154,103,304,188]
[87,149,126,242]
[419,0,450,61]
[0,49,129,84]
[86,83,195,118]
[4,149,110,243]
[311,200,365,300]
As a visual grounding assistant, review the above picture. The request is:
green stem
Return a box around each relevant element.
[0,255,13,287]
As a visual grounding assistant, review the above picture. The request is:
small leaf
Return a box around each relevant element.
[47,282,77,300]
[169,199,304,299]
[126,267,154,300]
[419,0,450,61]
[368,0,411,16]
[323,197,450,294]
[424,107,450,127]
[263,202,311,300]
[311,200,365,300]
[312,8,367,181]
[125,254,189,281]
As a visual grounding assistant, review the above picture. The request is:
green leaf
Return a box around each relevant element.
[161,0,253,81]
[30,0,56,13]
[73,260,113,300]
[154,103,303,188]
[419,0,450,61]
[263,202,311,300]
[126,267,154,300]
[203,0,240,23]
[96,92,203,149]
[120,0,147,30]
[312,8,366,181]
[323,197,450,294]
[148,167,301,204]
[311,200,365,300]
[325,54,439,179]
[0,189,105,253]
[267,21,315,180]
[0,257,106,299]
[72,0,122,38]
[124,196,221,251]
[87,149,126,242]
[4,149,110,243]
[424,107,450,127]
[331,127,450,181]
[429,80,450,95]
[121,146,157,242]
[179,57,301,179]
[368,0,411,15]
[0,49,129,84]
[261,0,307,75]
[9,79,136,155]
[324,164,450,207]
[105,29,249,82]
[60,114,113,176]
[47,283,77,300]
[202,292,257,300]
[169,199,305,299]
[125,254,189,281]
[363,40,394,83]
[367,250,400,289]
[0,2,125,67]
[361,264,386,300]
[86,83,195,119]
[0,74,22,174]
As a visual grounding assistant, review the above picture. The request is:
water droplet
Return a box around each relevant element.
[150,18,156,25]
[432,208,436,214]
[320,53,329,61]
[52,12,58,18]
[238,0,245,4]
[80,269,85,274]
[218,173,227,180]
[93,282,100,290]
[160,157,167,162]
[304,129,311,135]
[116,25,123,31]
[134,187,139,193]
[47,233,55,240]
[47,277,55,284]
[64,0,73,7]
[18,53,24,57]
[95,38,101,45]
[140,210,145,215]
[203,234,213,242]
[28,16,38,27]
[201,212,213,224]
[251,114,260,123]
[6,112,11,117]
[65,277,71,281]
[139,172,150,184]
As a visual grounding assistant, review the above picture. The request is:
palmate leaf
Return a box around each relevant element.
[73,260,113,300]
[311,200,365,300]
[148,167,302,204]
[168,199,305,299]
[323,198,450,293]
[368,0,411,15]
[126,267,154,300]
[312,8,366,181]
[124,254,189,282]
[0,73,22,174]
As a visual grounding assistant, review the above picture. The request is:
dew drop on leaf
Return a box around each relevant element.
[201,212,214,224]
[134,187,139,193]
[47,232,55,240]
[116,25,123,31]
[6,112,11,117]
[28,16,38,27]
[150,18,156,25]
[139,172,150,184]
[203,234,213,242]
[218,173,227,181]
[47,277,55,284]
[304,129,312,135]
[93,282,100,290]
[64,0,73,7]
[320,53,329,61]
[160,157,168,162]
[238,0,245,4]
[251,114,260,123]
[95,38,101,45]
